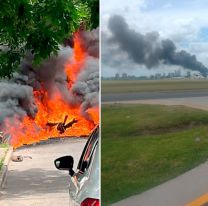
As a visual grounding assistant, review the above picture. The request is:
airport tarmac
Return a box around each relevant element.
[102,89,208,111]
[102,90,208,102]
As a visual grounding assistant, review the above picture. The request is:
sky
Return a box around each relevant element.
[101,0,208,77]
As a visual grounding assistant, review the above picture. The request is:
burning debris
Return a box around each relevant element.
[0,29,99,148]
[103,15,208,77]
[46,115,78,134]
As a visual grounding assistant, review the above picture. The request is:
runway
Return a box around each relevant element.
[102,89,208,111]
[102,90,208,102]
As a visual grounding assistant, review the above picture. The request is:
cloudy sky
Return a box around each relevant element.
[101,0,208,77]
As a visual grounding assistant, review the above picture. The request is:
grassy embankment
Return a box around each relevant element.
[102,79,208,93]
[102,104,208,205]
[0,144,9,170]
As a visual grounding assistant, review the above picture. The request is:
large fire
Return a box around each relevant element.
[3,32,99,149]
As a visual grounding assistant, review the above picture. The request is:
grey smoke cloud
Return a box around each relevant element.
[104,15,208,76]
[79,28,99,58]
[21,47,72,98]
[0,82,37,124]
[72,56,99,121]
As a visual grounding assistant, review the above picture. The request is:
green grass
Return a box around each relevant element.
[0,159,3,171]
[102,79,208,93]
[0,144,8,170]
[101,104,208,205]
[0,143,9,148]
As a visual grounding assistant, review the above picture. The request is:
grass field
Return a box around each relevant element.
[0,144,8,171]
[101,104,208,205]
[102,79,208,94]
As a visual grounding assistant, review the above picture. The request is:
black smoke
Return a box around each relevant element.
[0,82,37,124]
[107,15,208,76]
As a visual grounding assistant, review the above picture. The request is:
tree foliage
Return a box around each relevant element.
[84,0,99,29]
[0,0,98,78]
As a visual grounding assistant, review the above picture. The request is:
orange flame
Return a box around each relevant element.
[3,32,99,149]
[65,32,86,86]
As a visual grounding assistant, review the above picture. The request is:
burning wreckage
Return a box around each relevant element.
[46,115,78,134]
[0,28,99,148]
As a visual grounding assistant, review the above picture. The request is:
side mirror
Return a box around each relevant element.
[54,156,75,176]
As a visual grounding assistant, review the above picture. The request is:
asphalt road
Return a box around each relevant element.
[0,138,86,206]
[102,90,208,102]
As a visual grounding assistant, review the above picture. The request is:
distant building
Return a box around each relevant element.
[115,73,120,79]
[186,71,191,78]
[191,73,205,79]
[121,73,128,79]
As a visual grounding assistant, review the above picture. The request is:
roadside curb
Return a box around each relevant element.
[0,146,13,188]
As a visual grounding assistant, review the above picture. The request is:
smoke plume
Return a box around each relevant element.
[72,56,99,120]
[78,28,99,58]
[0,28,99,126]
[106,15,208,76]
[0,82,37,123]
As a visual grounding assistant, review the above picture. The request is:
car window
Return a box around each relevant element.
[86,141,98,173]
[77,126,99,173]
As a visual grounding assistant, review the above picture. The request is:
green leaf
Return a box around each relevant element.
[0,0,98,78]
